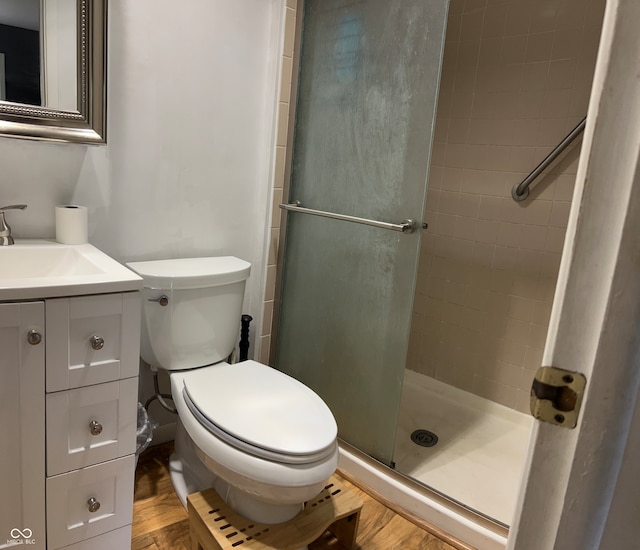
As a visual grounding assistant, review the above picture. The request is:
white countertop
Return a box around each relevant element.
[0,240,143,301]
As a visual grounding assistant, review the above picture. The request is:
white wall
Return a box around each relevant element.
[0,0,284,423]
[0,0,281,346]
[42,0,77,110]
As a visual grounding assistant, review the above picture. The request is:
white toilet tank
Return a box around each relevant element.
[126,257,251,371]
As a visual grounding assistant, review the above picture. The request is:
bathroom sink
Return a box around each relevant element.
[0,240,143,300]
[2,244,103,278]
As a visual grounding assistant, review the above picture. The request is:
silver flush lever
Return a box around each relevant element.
[0,204,27,246]
[148,295,169,306]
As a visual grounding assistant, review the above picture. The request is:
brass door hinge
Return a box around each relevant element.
[530,367,586,429]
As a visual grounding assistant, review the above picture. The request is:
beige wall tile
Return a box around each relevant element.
[479,37,503,68]
[520,63,550,93]
[273,146,287,190]
[448,118,471,144]
[508,296,535,322]
[556,0,586,29]
[262,301,274,336]
[545,226,567,253]
[279,56,293,103]
[547,59,577,90]
[271,188,283,229]
[503,319,534,346]
[585,1,606,27]
[464,0,489,15]
[552,27,582,60]
[549,200,572,227]
[264,265,276,301]
[539,252,562,276]
[449,0,465,16]
[511,274,540,299]
[530,0,558,33]
[457,193,482,217]
[436,213,457,237]
[428,166,444,191]
[525,32,555,63]
[473,242,495,267]
[267,227,279,265]
[523,345,544,370]
[514,389,531,414]
[505,3,532,36]
[521,199,553,225]
[283,8,296,58]
[542,88,572,118]
[261,2,298,358]
[532,300,553,326]
[445,13,463,43]
[462,8,485,43]
[441,167,463,191]
[473,377,517,409]
[496,361,525,388]
[438,190,460,215]
[521,224,548,250]
[536,276,558,302]
[259,335,271,365]
[276,102,289,147]
[502,35,528,65]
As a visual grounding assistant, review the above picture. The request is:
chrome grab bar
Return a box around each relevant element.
[512,117,587,202]
[279,201,418,233]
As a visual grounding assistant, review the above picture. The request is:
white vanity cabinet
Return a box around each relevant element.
[0,291,141,550]
[0,301,46,550]
[0,241,143,549]
[44,292,140,550]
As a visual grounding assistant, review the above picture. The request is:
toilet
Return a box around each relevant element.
[126,256,338,525]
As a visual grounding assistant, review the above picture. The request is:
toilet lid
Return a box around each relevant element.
[181,361,337,463]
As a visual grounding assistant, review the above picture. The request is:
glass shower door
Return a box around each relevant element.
[275,0,448,465]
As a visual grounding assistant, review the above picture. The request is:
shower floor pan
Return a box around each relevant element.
[393,370,533,525]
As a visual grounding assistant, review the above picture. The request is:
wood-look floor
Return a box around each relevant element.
[132,443,460,550]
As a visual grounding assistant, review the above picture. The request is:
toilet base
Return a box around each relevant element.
[169,418,218,509]
[187,474,362,550]
[171,418,314,524]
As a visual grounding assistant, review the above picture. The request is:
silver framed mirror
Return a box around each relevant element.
[0,0,106,144]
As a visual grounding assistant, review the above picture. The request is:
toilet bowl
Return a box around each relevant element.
[127,257,338,525]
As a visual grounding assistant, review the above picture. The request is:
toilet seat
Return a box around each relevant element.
[180,361,337,465]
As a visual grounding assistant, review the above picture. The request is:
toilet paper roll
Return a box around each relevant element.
[55,205,88,244]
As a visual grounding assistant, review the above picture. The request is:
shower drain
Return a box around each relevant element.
[410,429,439,447]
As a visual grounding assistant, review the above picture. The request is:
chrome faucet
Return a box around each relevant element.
[0,204,27,245]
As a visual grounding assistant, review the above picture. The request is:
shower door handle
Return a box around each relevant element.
[279,201,425,233]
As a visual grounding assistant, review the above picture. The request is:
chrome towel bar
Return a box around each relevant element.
[279,201,419,233]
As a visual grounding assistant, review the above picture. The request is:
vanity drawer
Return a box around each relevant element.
[56,524,132,550]
[46,378,138,476]
[46,293,141,392]
[46,455,135,550]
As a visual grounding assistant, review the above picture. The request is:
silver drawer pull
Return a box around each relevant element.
[89,420,103,436]
[148,294,169,306]
[27,330,42,346]
[87,497,101,513]
[90,335,105,350]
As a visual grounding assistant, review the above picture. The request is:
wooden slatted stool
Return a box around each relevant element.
[187,475,363,550]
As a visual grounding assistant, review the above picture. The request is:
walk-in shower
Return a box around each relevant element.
[396,0,605,527]
[272,0,606,544]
